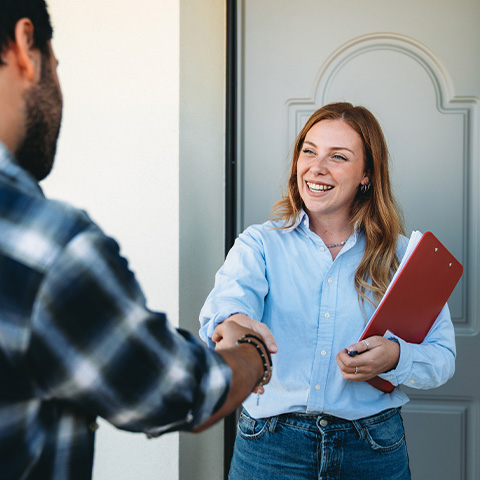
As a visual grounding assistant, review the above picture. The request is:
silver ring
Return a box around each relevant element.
[362,339,370,350]
[355,366,358,374]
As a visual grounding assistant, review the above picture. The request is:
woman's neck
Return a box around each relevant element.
[306,212,354,253]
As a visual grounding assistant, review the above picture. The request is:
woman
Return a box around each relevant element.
[199,103,455,479]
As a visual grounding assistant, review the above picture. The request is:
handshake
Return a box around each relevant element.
[195,313,277,432]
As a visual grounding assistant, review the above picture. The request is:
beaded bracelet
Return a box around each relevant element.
[235,334,272,405]
[238,334,272,369]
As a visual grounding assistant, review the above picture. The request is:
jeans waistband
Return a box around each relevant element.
[273,407,400,431]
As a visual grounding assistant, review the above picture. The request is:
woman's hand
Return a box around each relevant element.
[212,314,276,396]
[194,321,274,432]
[212,313,278,354]
[336,336,400,381]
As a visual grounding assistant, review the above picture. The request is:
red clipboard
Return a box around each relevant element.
[359,232,463,393]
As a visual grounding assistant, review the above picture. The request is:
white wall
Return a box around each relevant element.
[43,1,181,479]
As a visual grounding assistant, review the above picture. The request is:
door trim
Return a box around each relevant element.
[224,0,238,477]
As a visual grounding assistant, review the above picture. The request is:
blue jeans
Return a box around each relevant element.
[229,408,411,480]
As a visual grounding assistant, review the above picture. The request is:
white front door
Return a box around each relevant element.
[236,1,480,478]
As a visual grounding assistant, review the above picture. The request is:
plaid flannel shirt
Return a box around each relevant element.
[0,143,231,479]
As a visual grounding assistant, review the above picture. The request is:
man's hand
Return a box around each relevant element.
[193,316,276,433]
[212,313,278,354]
[336,336,400,381]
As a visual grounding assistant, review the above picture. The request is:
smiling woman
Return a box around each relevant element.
[273,103,403,304]
[296,119,369,253]
[199,102,457,480]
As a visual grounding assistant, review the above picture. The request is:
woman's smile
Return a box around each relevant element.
[305,181,333,193]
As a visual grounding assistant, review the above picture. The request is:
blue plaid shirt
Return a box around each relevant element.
[0,142,231,479]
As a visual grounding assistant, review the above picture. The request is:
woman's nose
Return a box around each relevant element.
[310,155,328,175]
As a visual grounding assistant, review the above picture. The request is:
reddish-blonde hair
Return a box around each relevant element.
[271,102,405,308]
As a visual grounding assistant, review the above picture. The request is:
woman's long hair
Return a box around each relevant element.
[271,102,405,309]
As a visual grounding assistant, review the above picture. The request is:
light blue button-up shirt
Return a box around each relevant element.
[199,211,456,420]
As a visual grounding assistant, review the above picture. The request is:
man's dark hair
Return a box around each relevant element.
[0,0,53,65]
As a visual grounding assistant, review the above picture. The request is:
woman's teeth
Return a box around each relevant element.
[307,182,333,192]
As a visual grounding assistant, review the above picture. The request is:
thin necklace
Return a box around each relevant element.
[325,239,348,248]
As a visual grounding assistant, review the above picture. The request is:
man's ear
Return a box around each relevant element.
[13,18,41,82]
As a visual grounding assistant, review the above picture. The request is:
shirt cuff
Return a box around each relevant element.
[191,348,233,428]
[199,308,253,349]
[377,334,413,386]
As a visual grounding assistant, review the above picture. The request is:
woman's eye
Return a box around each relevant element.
[302,148,315,155]
[332,154,347,161]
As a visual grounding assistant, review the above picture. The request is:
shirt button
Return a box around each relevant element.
[409,379,415,385]
[89,422,99,432]
[319,419,328,427]
[321,350,327,356]
[328,278,333,284]
[315,384,321,391]
[324,312,330,319]
[320,246,325,252]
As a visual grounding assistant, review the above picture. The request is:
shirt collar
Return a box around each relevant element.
[0,141,44,197]
[282,209,308,233]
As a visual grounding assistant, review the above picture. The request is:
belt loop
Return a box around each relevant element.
[352,420,365,440]
[268,415,279,433]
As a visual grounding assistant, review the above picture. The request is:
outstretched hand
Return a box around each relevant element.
[194,316,276,432]
[212,314,276,395]
[336,336,400,382]
[212,313,278,354]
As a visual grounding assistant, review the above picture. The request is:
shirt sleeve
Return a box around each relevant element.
[199,226,269,348]
[378,303,456,389]
[27,226,232,435]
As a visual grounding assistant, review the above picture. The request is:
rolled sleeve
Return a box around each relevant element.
[378,303,456,389]
[199,226,269,347]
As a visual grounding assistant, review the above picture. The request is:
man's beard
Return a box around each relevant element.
[15,53,63,182]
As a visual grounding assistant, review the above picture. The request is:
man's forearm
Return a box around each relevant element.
[193,343,264,432]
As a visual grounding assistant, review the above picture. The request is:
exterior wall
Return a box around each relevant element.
[179,1,226,479]
[43,0,181,478]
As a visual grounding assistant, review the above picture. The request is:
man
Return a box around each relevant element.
[0,1,276,478]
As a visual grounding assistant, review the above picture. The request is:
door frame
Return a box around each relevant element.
[224,0,239,477]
